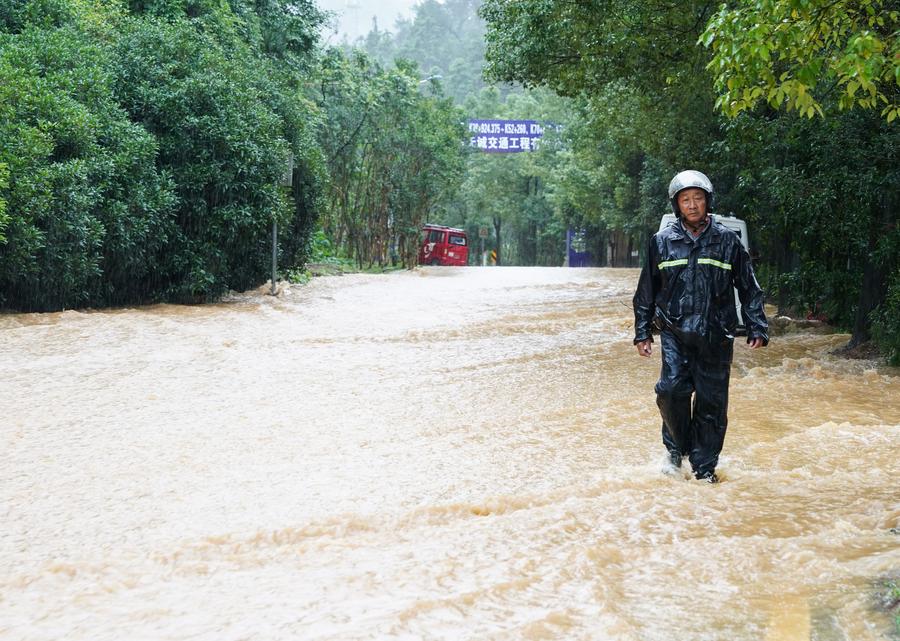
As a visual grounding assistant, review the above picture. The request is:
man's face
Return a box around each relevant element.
[677,188,708,226]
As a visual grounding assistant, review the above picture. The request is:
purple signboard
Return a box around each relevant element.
[467,119,545,153]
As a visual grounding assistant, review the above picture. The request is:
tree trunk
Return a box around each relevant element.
[591,229,607,267]
[848,201,891,347]
[526,219,537,265]
[775,229,795,316]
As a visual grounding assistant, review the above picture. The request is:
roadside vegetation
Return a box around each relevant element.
[0,0,463,309]
[0,0,897,362]
[478,0,899,361]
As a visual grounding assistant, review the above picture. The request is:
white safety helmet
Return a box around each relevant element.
[668,170,714,215]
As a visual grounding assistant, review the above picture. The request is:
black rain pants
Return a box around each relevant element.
[655,329,733,477]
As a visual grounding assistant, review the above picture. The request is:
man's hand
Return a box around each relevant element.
[748,337,765,349]
[636,339,652,357]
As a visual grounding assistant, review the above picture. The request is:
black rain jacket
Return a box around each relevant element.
[633,216,768,348]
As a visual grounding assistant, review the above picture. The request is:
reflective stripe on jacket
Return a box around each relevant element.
[632,216,769,346]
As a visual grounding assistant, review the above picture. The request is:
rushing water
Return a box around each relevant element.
[1,267,898,641]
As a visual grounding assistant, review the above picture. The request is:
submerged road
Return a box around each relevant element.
[2,267,899,640]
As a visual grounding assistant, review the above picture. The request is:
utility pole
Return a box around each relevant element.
[271,220,278,296]
[272,153,294,296]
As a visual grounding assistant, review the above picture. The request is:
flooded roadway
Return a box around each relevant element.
[1,267,899,641]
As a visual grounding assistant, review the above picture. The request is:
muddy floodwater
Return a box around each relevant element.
[2,267,899,641]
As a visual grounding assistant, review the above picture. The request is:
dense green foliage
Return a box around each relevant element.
[0,0,327,309]
[313,49,466,267]
[0,6,176,309]
[0,0,470,310]
[480,0,899,356]
[357,4,570,267]
[703,0,899,121]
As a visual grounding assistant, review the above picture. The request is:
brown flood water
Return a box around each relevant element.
[1,267,898,641]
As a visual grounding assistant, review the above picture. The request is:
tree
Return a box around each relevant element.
[480,0,718,98]
[0,5,177,310]
[314,49,466,268]
[702,0,899,349]
[359,0,490,104]
[703,0,900,121]
[716,110,898,328]
[479,0,900,356]
[479,0,726,248]
[457,87,570,266]
[0,0,328,309]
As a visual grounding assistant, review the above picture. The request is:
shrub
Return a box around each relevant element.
[0,21,175,310]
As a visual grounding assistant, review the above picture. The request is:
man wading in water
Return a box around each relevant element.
[632,170,768,483]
